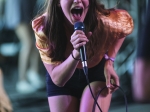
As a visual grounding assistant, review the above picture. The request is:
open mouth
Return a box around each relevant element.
[71,7,83,20]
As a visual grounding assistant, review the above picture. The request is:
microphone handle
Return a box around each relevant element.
[80,45,87,71]
[80,45,86,61]
[74,22,88,75]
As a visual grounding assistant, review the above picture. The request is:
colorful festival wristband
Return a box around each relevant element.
[104,54,115,62]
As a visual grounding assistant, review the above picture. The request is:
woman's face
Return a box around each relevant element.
[59,0,89,25]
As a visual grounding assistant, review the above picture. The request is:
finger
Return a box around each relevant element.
[71,33,87,43]
[71,34,89,47]
[108,83,120,93]
[87,31,92,38]
[74,42,87,49]
[71,30,85,39]
[112,71,120,87]
[111,86,118,93]
[105,74,111,88]
[111,75,120,91]
[109,86,116,93]
[75,36,89,44]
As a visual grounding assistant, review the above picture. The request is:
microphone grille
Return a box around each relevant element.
[74,22,85,31]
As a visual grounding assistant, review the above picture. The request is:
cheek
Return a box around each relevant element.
[60,1,71,14]
[60,7,72,23]
[61,7,70,18]
[82,0,89,8]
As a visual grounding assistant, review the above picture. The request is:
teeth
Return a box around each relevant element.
[75,8,81,9]
[74,7,82,9]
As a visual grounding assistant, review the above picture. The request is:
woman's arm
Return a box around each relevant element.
[104,37,125,90]
[32,14,90,87]
[103,9,133,91]
[107,37,125,58]
[44,49,80,87]
[44,30,90,87]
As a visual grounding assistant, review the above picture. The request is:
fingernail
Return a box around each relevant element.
[107,85,110,88]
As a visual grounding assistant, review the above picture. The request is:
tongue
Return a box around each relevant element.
[73,14,81,20]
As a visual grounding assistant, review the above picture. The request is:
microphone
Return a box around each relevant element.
[74,22,88,75]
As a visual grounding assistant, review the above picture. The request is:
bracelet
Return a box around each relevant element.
[104,54,115,62]
[71,51,80,60]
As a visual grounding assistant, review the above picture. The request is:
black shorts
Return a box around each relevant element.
[46,57,106,99]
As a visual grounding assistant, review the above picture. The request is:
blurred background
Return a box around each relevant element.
[0,0,150,112]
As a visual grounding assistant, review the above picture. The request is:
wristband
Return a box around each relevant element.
[71,51,80,60]
[104,54,115,62]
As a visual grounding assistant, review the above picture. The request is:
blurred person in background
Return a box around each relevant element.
[0,68,13,112]
[4,0,45,94]
[132,0,150,103]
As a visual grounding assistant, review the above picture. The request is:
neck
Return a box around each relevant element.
[64,22,74,39]
[64,17,74,32]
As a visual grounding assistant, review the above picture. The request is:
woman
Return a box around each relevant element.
[32,0,133,112]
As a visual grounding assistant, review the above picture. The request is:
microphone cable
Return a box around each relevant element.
[84,72,128,112]
[84,72,103,112]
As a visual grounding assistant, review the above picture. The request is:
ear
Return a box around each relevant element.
[57,3,61,7]
[87,31,92,39]
[57,0,61,7]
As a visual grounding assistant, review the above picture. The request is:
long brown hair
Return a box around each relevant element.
[39,0,110,62]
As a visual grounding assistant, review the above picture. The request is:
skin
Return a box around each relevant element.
[42,0,125,111]
[60,0,89,24]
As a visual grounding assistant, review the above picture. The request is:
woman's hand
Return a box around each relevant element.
[104,60,120,93]
[70,30,92,57]
[70,30,91,50]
